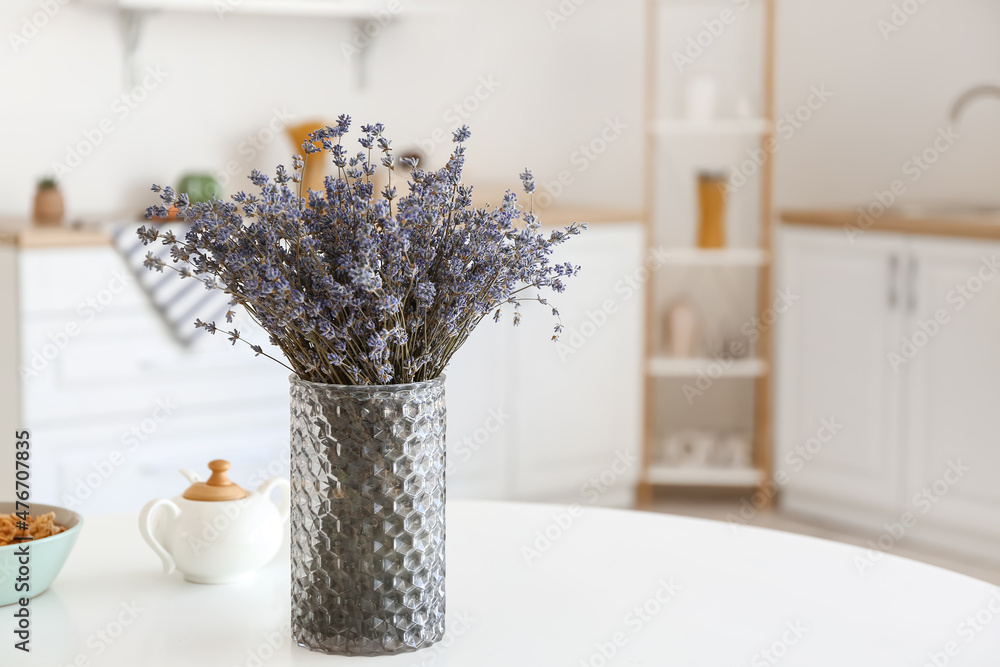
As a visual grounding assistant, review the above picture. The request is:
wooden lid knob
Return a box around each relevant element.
[183,460,248,501]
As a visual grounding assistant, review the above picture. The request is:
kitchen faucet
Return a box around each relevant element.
[950,84,1000,121]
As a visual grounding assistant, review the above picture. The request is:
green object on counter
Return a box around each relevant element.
[178,173,222,204]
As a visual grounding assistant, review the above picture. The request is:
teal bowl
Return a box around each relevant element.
[0,502,83,606]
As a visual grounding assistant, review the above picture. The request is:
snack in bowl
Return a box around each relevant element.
[0,512,66,547]
[0,502,83,607]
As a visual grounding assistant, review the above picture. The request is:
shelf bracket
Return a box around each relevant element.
[119,9,148,91]
[349,18,373,90]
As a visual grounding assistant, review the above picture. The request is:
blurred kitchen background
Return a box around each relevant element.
[2,0,1000,583]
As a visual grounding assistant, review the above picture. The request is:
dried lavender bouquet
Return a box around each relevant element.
[137,117,584,385]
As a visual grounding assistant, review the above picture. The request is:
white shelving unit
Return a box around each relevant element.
[638,0,776,503]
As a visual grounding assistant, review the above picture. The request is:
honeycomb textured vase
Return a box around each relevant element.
[289,375,446,656]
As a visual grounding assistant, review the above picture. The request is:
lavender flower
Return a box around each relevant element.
[138,119,585,385]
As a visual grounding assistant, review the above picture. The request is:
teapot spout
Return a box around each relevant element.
[179,468,201,484]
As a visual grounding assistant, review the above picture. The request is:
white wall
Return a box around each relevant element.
[0,0,644,219]
[773,0,1000,211]
[7,0,1000,222]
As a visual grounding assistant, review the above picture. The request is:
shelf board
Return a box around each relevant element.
[661,247,769,266]
[647,465,763,487]
[659,0,765,4]
[647,357,768,378]
[653,118,770,136]
[110,0,443,17]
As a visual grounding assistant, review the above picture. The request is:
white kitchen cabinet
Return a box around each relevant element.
[777,225,1000,562]
[0,221,643,513]
[775,228,906,516]
[445,222,645,507]
[902,236,1000,559]
[508,223,645,507]
[0,243,291,516]
[442,317,512,502]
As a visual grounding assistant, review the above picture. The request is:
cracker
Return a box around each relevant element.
[0,512,66,547]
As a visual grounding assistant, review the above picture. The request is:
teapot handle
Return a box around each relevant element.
[257,478,290,523]
[139,498,181,574]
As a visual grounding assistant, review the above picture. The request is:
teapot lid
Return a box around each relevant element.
[183,460,248,501]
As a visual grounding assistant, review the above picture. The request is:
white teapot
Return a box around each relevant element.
[139,459,289,584]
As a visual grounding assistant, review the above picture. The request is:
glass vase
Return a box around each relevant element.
[289,374,446,656]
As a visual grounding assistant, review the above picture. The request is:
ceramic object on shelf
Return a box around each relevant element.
[178,173,222,204]
[697,171,727,248]
[710,432,753,468]
[138,460,289,585]
[660,430,753,470]
[0,502,83,607]
[683,76,718,122]
[660,430,714,467]
[662,299,700,357]
[32,179,64,227]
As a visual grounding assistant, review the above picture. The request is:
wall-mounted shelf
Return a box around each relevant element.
[91,0,443,17]
[646,465,763,487]
[80,0,447,88]
[647,357,768,378]
[662,248,769,266]
[653,118,770,137]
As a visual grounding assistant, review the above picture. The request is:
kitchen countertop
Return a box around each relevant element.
[535,206,641,227]
[0,220,110,248]
[781,208,1000,240]
[0,207,640,250]
[6,500,1000,666]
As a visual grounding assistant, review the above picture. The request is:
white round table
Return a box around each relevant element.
[8,501,1000,665]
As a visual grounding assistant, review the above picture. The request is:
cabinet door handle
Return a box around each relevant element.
[887,255,899,309]
[907,256,919,313]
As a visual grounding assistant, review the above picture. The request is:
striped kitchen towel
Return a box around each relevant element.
[113,223,231,347]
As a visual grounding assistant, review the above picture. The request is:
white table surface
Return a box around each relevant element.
[5,500,1000,666]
